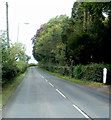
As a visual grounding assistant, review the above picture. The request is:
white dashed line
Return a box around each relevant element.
[41,75,91,119]
[56,89,66,98]
[49,82,54,87]
[45,79,48,82]
[73,104,91,119]
[41,76,44,79]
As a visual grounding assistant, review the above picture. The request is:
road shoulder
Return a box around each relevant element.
[82,84,110,96]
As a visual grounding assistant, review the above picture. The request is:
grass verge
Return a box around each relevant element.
[40,67,103,86]
[0,69,28,109]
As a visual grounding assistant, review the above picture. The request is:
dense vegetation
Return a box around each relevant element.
[1,31,31,85]
[32,2,111,83]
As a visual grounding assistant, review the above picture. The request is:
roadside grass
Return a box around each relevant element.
[0,69,28,108]
[40,67,103,86]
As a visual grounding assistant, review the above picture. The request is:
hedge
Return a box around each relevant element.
[38,63,70,76]
[73,63,111,84]
[39,63,111,84]
[2,61,28,85]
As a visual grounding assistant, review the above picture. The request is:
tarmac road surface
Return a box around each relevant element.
[2,67,109,119]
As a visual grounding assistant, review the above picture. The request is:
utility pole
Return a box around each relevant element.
[6,2,10,48]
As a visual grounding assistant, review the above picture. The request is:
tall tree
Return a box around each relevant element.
[32,15,69,65]
[67,2,111,64]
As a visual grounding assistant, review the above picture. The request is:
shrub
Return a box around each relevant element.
[73,64,84,79]
[39,62,111,84]
[73,63,111,84]
[39,63,70,76]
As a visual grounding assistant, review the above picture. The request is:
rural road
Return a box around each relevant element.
[2,67,109,119]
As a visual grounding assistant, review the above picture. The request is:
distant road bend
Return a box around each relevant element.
[3,67,109,119]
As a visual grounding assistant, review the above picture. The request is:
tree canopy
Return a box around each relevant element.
[32,2,111,66]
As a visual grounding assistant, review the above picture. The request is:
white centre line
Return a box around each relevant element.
[41,76,44,79]
[45,79,48,82]
[73,104,91,119]
[56,89,66,98]
[41,75,91,119]
[49,82,54,87]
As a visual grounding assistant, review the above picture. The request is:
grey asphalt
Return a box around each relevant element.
[2,67,109,119]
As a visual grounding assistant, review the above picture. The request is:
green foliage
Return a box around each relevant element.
[28,63,37,67]
[32,15,69,66]
[32,2,111,84]
[38,63,70,76]
[73,63,111,83]
[68,2,111,64]
[16,61,28,73]
[32,2,111,65]
[73,64,84,79]
[1,31,30,85]
[39,63,111,84]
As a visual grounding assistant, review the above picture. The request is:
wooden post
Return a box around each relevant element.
[6,2,10,48]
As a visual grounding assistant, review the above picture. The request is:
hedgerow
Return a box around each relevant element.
[39,63,111,84]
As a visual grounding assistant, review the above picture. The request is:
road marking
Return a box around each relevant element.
[73,104,91,119]
[56,89,66,98]
[41,74,91,119]
[41,76,44,79]
[49,82,54,87]
[45,79,48,82]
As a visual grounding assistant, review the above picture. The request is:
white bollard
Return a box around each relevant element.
[103,68,107,84]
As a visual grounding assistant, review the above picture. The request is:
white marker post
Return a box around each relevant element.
[103,68,107,84]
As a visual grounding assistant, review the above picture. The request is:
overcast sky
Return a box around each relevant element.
[0,0,75,63]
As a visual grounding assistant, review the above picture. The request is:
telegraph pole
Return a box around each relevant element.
[6,2,10,48]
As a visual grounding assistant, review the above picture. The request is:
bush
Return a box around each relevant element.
[38,63,70,76]
[28,63,37,67]
[16,61,28,74]
[39,62,111,84]
[1,32,30,86]
[2,61,28,85]
[73,63,111,84]
[73,64,84,79]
